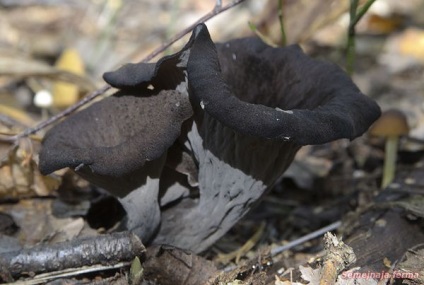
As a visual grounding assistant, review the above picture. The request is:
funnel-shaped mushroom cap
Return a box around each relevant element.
[187,24,381,145]
[39,23,381,252]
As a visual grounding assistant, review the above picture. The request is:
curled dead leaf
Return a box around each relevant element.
[0,139,60,199]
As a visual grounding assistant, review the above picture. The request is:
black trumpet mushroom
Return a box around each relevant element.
[39,24,380,253]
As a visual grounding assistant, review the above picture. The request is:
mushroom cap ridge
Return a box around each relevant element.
[187,24,381,145]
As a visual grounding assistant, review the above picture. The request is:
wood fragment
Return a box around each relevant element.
[319,232,356,285]
[344,194,424,272]
[0,232,145,280]
[142,245,217,285]
[6,262,131,285]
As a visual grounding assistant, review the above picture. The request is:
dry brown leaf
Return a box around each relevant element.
[0,139,60,199]
[47,217,86,243]
[299,265,321,284]
[143,245,217,285]
[275,274,306,285]
[396,244,424,285]
[0,199,97,247]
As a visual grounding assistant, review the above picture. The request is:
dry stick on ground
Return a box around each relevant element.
[6,0,246,142]
[0,232,145,282]
[6,263,130,285]
[271,221,342,256]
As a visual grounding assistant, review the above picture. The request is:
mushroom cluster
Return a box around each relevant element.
[39,24,381,252]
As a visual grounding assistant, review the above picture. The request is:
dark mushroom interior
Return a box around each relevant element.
[39,23,380,252]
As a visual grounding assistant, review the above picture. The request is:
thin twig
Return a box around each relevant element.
[223,221,341,272]
[7,262,131,285]
[8,0,247,141]
[215,0,223,10]
[141,0,247,63]
[248,21,278,48]
[270,221,342,256]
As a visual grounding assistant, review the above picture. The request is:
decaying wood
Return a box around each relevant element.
[319,232,356,285]
[396,243,424,285]
[343,186,424,272]
[142,245,218,285]
[0,232,145,280]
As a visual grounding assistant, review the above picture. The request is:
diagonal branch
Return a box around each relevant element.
[141,0,246,63]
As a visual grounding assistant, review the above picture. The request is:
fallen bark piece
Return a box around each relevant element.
[319,232,356,285]
[396,243,424,285]
[0,232,145,280]
[142,245,218,285]
[344,195,424,272]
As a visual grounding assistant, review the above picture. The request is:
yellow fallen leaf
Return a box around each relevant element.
[52,48,85,108]
[383,257,392,268]
[399,28,424,62]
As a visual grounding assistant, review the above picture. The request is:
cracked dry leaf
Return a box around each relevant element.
[0,139,60,198]
[0,199,96,247]
[47,217,86,244]
[396,244,424,285]
[299,265,321,285]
